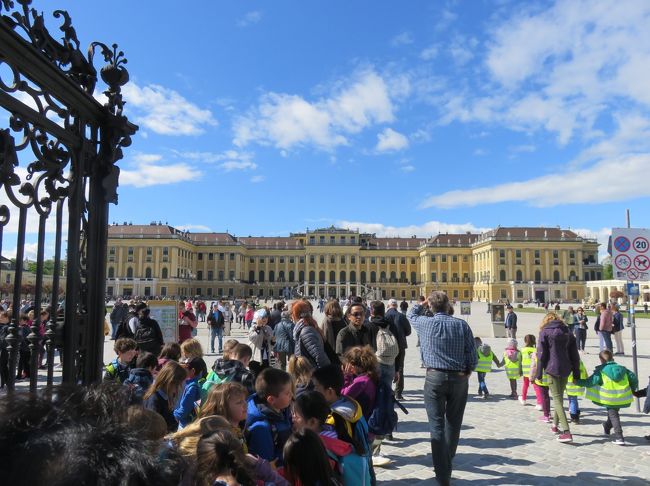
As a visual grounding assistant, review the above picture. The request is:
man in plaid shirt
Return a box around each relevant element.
[408,291,477,486]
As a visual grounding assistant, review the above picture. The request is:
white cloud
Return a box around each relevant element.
[448,36,477,65]
[233,70,396,151]
[509,144,536,153]
[376,128,409,152]
[175,224,212,232]
[121,82,217,136]
[420,44,439,61]
[391,32,414,46]
[336,220,490,238]
[250,175,265,183]
[219,160,257,171]
[400,165,415,172]
[421,154,650,209]
[173,149,257,172]
[120,160,201,188]
[473,148,487,156]
[436,1,650,145]
[238,11,262,27]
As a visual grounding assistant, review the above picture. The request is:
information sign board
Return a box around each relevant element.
[611,228,650,281]
[147,300,179,343]
[460,301,471,315]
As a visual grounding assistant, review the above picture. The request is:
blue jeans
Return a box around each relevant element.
[599,331,613,352]
[568,395,580,416]
[210,326,223,353]
[424,370,469,485]
[477,372,489,395]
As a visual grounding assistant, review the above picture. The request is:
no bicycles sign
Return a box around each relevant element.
[612,228,650,281]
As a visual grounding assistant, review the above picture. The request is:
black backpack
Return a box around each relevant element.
[115,312,135,339]
[134,319,157,350]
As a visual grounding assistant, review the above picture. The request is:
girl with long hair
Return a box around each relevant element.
[198,382,249,452]
[144,360,188,432]
[282,429,338,486]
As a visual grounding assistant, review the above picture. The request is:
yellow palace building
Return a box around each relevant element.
[106,223,602,303]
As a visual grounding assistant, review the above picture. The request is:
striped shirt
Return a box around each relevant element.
[408,304,477,372]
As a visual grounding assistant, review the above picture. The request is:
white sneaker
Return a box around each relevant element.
[372,455,392,467]
[518,397,526,405]
[535,404,543,411]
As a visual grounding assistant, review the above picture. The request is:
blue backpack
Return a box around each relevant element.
[367,380,398,436]
[326,447,371,486]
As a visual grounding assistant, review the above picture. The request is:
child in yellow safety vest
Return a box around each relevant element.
[519,335,541,408]
[474,337,501,399]
[500,339,522,399]
[577,349,638,445]
[565,360,588,424]
[529,351,551,423]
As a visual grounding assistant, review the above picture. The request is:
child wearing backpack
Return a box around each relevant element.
[565,358,588,424]
[474,337,501,399]
[209,343,255,396]
[519,335,540,407]
[174,357,203,429]
[199,382,249,452]
[103,338,137,384]
[292,390,371,485]
[282,429,340,486]
[312,364,375,485]
[123,351,157,403]
[577,349,638,445]
[500,339,522,399]
[245,368,293,466]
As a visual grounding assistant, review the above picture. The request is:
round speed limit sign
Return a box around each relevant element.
[633,237,649,253]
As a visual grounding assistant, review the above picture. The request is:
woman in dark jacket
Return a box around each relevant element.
[537,311,581,443]
[273,310,295,371]
[143,360,187,432]
[319,299,347,351]
[292,300,330,369]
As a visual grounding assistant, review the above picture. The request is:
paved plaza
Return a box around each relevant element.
[19,301,650,485]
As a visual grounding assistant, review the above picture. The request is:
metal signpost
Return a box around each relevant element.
[611,214,647,412]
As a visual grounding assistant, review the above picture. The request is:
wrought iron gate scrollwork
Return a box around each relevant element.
[0,0,137,391]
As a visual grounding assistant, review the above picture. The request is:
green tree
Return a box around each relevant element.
[603,263,613,279]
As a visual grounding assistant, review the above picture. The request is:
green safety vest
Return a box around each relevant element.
[475,350,494,373]
[520,346,536,376]
[585,372,633,408]
[503,351,522,379]
[566,361,588,397]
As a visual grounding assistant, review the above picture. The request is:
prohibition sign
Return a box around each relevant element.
[628,268,640,280]
[634,254,650,271]
[633,237,649,253]
[614,236,631,252]
[615,254,631,271]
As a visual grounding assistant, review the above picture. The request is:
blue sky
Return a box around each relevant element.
[5,0,650,259]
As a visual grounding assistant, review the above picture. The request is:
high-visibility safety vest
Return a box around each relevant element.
[503,351,522,379]
[566,361,588,397]
[521,346,536,376]
[585,372,634,408]
[475,350,494,373]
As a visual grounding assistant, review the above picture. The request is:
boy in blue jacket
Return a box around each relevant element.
[577,349,638,445]
[173,357,203,429]
[245,367,293,466]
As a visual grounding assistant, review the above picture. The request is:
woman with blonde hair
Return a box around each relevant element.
[287,355,314,397]
[144,360,188,432]
[181,337,207,380]
[536,311,581,444]
[292,299,331,369]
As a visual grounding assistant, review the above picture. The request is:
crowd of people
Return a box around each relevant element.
[1,293,649,485]
[51,295,412,485]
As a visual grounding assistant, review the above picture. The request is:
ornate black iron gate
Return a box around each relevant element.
[0,0,137,391]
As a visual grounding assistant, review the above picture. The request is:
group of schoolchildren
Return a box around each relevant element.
[474,319,650,446]
[104,309,389,485]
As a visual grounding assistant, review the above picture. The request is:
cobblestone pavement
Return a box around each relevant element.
[14,301,650,485]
